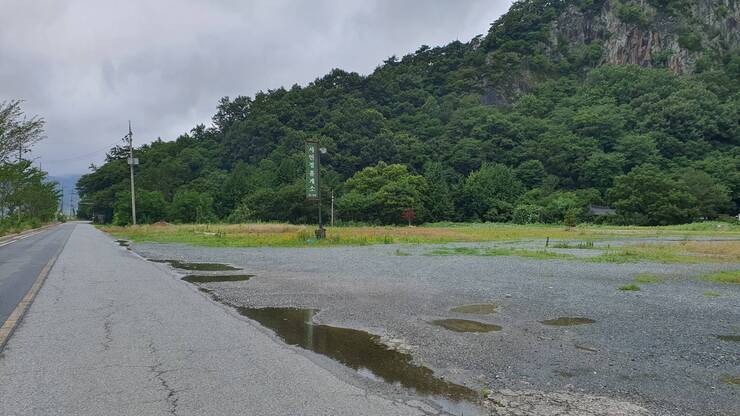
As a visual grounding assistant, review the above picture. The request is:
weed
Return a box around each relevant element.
[702,270,740,284]
[589,241,740,264]
[703,291,721,298]
[634,274,664,284]
[394,249,411,256]
[427,246,576,260]
[619,284,641,291]
[720,375,739,385]
[552,241,594,249]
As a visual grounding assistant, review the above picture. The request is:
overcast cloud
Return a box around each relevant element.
[0,0,513,176]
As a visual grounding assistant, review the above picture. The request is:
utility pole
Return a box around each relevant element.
[60,187,64,216]
[126,121,138,225]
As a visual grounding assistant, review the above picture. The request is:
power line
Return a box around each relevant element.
[40,139,124,163]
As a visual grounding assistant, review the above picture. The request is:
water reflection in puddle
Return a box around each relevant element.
[541,317,595,326]
[236,306,481,414]
[433,319,501,333]
[182,274,254,283]
[148,259,241,271]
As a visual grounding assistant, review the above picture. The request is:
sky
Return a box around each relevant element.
[0,0,513,177]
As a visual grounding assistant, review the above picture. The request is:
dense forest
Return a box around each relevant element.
[0,100,61,234]
[77,0,740,226]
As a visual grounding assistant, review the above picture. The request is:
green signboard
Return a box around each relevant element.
[305,141,319,200]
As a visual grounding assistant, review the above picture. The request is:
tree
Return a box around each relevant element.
[0,161,59,228]
[401,208,416,226]
[422,162,455,221]
[512,204,543,224]
[113,190,167,225]
[679,169,732,219]
[461,164,524,222]
[337,162,429,224]
[0,100,45,162]
[580,152,625,191]
[516,160,546,189]
[609,164,697,225]
[168,190,215,223]
[615,134,659,170]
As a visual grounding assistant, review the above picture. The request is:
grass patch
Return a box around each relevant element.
[702,270,740,284]
[552,241,595,249]
[394,249,411,256]
[716,335,740,342]
[720,375,740,385]
[427,246,576,260]
[99,222,740,248]
[589,240,740,264]
[634,274,664,284]
[703,291,721,298]
[619,284,641,291]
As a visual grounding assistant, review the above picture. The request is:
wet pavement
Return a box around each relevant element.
[0,224,439,415]
[135,238,740,416]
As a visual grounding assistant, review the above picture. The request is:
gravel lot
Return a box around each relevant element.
[133,239,739,416]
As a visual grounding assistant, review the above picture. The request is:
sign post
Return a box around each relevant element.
[305,140,325,239]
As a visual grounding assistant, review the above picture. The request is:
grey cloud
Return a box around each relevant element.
[0,0,513,176]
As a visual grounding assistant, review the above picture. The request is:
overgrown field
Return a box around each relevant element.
[101,221,739,248]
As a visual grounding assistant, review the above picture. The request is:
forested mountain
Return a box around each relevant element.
[77,0,740,226]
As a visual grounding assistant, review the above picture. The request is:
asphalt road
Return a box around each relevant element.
[0,223,73,325]
[0,223,430,415]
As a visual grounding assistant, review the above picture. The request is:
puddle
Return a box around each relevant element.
[715,335,740,342]
[182,274,254,284]
[148,259,241,271]
[235,306,480,413]
[432,319,501,333]
[541,317,595,326]
[450,304,497,314]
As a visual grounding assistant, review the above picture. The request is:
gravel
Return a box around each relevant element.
[134,239,740,416]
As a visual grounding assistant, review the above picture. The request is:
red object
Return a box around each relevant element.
[401,208,416,226]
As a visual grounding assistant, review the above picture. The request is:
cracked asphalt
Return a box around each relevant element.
[0,224,432,415]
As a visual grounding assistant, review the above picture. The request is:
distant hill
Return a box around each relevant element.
[78,0,739,226]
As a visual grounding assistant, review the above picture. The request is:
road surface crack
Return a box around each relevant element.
[147,340,180,415]
[100,300,115,352]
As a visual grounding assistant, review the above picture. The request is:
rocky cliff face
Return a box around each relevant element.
[550,0,739,74]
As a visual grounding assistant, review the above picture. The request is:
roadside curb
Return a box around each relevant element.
[0,225,69,353]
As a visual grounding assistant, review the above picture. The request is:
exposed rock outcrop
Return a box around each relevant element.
[550,0,739,74]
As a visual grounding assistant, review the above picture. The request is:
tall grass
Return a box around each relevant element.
[100,222,740,249]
